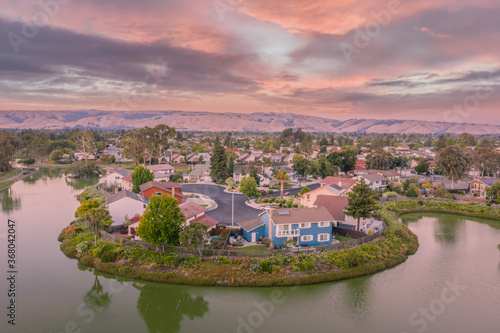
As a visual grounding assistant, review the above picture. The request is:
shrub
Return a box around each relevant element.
[76,241,91,255]
[268,190,274,194]
[80,255,95,266]
[60,240,77,258]
[259,260,274,273]
[457,190,464,195]
[101,250,117,263]
[118,266,131,276]
[213,256,232,265]
[300,187,310,195]
[261,237,271,248]
[344,249,373,268]
[261,198,269,203]
[394,227,411,241]
[292,203,298,208]
[92,248,103,258]
[286,200,293,207]
[297,260,315,273]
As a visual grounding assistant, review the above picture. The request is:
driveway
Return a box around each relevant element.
[183,182,321,226]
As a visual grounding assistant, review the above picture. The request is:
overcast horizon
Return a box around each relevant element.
[1,1,500,124]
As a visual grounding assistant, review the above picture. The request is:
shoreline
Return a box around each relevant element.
[58,201,500,287]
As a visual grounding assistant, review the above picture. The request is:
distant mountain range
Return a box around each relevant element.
[1,110,499,134]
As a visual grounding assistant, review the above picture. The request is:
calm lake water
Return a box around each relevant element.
[1,168,499,333]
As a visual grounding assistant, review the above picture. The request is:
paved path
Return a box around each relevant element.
[0,168,24,183]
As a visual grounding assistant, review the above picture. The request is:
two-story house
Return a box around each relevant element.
[146,164,176,181]
[105,190,149,226]
[355,174,388,191]
[300,177,357,206]
[99,169,131,189]
[238,207,335,247]
[469,178,499,198]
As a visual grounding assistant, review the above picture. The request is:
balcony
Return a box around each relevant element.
[276,229,300,237]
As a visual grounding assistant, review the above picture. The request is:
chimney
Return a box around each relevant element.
[338,180,342,187]
[172,186,176,202]
[115,187,119,194]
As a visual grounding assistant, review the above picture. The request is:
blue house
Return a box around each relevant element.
[238,207,335,248]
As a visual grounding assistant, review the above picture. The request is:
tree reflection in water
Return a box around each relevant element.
[0,187,21,214]
[136,282,209,333]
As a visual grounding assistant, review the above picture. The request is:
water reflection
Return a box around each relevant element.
[433,215,465,245]
[135,283,209,333]
[84,275,112,312]
[22,168,63,185]
[0,187,21,213]
[65,176,100,190]
[342,277,371,318]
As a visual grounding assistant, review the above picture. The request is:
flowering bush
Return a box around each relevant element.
[76,241,91,255]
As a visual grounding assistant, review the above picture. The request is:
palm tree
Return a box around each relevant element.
[276,170,290,198]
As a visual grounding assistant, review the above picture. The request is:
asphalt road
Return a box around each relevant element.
[183,182,320,226]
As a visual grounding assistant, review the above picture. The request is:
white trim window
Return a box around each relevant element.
[318,233,330,242]
[301,235,313,242]
[299,222,311,228]
[318,221,329,227]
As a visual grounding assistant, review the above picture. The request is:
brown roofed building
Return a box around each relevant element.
[139,181,185,203]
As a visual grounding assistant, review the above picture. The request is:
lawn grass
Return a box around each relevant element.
[117,161,136,170]
[333,235,352,242]
[0,168,21,181]
[233,245,269,251]
[0,181,14,191]
[174,165,188,173]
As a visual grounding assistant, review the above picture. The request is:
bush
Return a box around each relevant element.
[300,187,310,195]
[259,260,274,273]
[60,240,77,258]
[286,200,293,207]
[92,248,103,258]
[278,198,287,204]
[261,198,269,203]
[297,260,315,273]
[268,190,274,195]
[101,250,117,263]
[457,190,464,195]
[261,237,271,248]
[213,256,232,265]
[292,203,298,208]
[80,255,95,266]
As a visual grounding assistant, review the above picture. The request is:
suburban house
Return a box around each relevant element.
[263,166,297,183]
[366,169,400,181]
[125,215,141,239]
[238,207,335,247]
[312,195,370,231]
[186,164,212,182]
[233,165,251,183]
[139,181,185,204]
[121,173,133,191]
[74,150,95,161]
[99,169,131,189]
[105,190,148,226]
[300,177,357,206]
[146,164,176,181]
[355,174,388,191]
[469,178,499,197]
[179,201,218,229]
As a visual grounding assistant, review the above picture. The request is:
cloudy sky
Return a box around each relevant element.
[1,0,500,124]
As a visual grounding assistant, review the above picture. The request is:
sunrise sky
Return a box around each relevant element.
[1,0,500,124]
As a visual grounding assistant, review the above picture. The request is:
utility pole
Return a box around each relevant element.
[231,191,234,227]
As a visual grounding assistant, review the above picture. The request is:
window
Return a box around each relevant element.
[318,221,329,227]
[480,184,485,189]
[318,233,330,242]
[155,191,162,196]
[474,184,478,189]
[299,222,310,228]
[278,225,289,232]
[301,235,313,242]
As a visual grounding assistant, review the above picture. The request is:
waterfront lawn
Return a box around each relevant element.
[0,181,14,191]
[0,168,21,181]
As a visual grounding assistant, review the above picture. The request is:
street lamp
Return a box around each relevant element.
[231,191,234,227]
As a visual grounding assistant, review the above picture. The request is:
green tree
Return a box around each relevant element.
[122,129,146,166]
[486,181,500,202]
[435,145,471,189]
[415,159,430,175]
[459,133,473,149]
[311,154,337,179]
[276,169,290,198]
[72,130,95,165]
[50,149,63,162]
[225,177,236,189]
[435,135,447,152]
[227,157,234,177]
[82,207,112,246]
[366,151,394,170]
[75,199,101,218]
[434,184,451,199]
[20,158,36,168]
[210,141,227,183]
[345,178,377,231]
[179,222,208,257]
[300,186,310,195]
[137,194,184,250]
[292,154,310,185]
[131,165,155,193]
[239,176,258,201]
